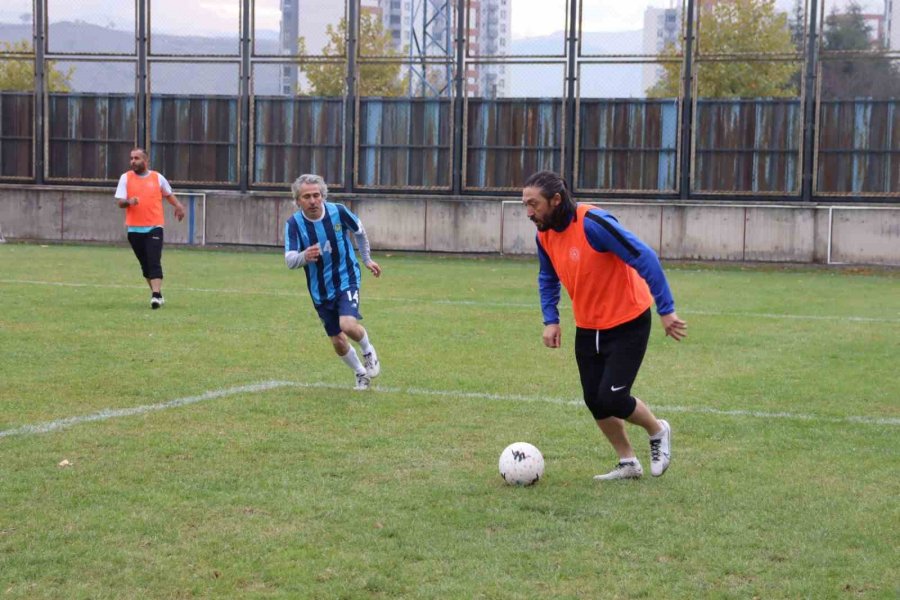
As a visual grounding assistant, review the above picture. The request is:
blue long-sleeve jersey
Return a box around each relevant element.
[285,202,363,304]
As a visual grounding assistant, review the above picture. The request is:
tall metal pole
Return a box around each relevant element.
[452,0,466,194]
[563,0,578,187]
[34,0,45,183]
[800,0,819,202]
[344,0,359,192]
[136,0,147,149]
[239,0,251,192]
[679,0,696,199]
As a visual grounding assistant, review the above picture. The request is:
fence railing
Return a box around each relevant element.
[1,92,898,198]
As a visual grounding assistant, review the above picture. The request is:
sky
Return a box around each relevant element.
[0,0,890,39]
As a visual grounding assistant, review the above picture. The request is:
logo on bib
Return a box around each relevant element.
[569,247,580,262]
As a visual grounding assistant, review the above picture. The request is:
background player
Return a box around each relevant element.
[114,148,185,309]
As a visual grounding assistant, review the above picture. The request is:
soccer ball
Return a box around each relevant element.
[498,442,544,486]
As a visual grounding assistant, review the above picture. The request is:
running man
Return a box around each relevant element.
[284,174,382,390]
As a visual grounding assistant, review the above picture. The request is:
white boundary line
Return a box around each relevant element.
[1,279,898,324]
[1,380,897,440]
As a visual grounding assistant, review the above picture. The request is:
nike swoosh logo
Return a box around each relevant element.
[611,385,627,392]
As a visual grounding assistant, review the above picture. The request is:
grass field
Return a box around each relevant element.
[1,242,898,599]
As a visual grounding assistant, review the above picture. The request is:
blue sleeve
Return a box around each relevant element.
[285,217,302,253]
[582,209,675,315]
[337,204,361,232]
[536,236,561,325]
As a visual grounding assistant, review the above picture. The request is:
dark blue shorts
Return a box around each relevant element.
[315,288,362,336]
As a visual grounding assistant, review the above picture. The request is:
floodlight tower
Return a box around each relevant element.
[407,0,455,97]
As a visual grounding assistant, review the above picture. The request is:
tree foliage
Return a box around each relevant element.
[0,41,73,92]
[820,2,900,99]
[647,0,797,98]
[298,14,408,97]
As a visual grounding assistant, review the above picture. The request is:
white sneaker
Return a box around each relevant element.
[650,419,671,477]
[354,372,371,391]
[594,459,643,481]
[362,350,380,378]
[150,296,164,309]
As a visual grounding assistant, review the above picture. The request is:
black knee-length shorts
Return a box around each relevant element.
[127,227,164,280]
[574,308,651,420]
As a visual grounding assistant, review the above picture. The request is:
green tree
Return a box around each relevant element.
[822,2,872,51]
[0,41,73,92]
[820,2,900,98]
[647,0,797,98]
[788,0,805,53]
[298,14,408,97]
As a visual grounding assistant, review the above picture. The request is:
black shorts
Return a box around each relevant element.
[574,309,651,420]
[127,227,164,280]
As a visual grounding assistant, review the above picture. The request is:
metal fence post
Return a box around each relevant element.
[679,0,696,200]
[344,0,359,192]
[801,0,819,202]
[239,0,251,192]
[34,0,45,183]
[137,0,147,149]
[563,0,578,187]
[452,0,466,195]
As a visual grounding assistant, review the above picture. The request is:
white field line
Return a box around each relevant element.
[1,278,898,324]
[1,380,897,440]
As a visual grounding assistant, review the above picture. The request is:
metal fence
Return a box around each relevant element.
[3,91,896,197]
[0,0,898,201]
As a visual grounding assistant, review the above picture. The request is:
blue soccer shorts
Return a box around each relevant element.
[314,288,363,336]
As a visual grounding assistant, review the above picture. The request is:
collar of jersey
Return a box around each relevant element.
[300,208,326,223]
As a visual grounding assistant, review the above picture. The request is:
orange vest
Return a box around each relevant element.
[538,204,652,330]
[124,170,164,227]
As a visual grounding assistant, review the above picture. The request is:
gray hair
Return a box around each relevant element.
[291,174,328,200]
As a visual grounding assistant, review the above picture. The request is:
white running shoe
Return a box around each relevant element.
[362,350,380,378]
[354,372,371,391]
[150,296,164,309]
[594,459,643,481]
[650,419,671,477]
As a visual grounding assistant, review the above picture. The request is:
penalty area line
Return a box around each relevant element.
[1,380,898,440]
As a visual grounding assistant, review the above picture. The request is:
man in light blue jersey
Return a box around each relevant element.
[285,174,383,390]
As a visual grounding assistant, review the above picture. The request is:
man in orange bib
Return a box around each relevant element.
[114,148,185,309]
[523,171,687,481]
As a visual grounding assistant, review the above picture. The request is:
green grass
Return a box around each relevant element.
[1,243,898,599]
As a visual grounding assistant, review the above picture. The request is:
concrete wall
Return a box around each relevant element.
[1,185,898,266]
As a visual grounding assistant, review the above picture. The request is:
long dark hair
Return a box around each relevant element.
[523,170,577,229]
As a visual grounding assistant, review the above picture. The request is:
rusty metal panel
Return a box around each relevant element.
[817,100,900,196]
[47,93,136,181]
[465,98,563,190]
[694,98,801,194]
[150,95,238,185]
[253,96,343,188]
[357,97,452,189]
[578,98,679,192]
[0,92,33,179]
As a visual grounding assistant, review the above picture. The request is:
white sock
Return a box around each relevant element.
[340,347,366,375]
[649,423,666,440]
[358,332,374,355]
[620,456,638,464]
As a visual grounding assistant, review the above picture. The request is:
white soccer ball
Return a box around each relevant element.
[499,442,544,486]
